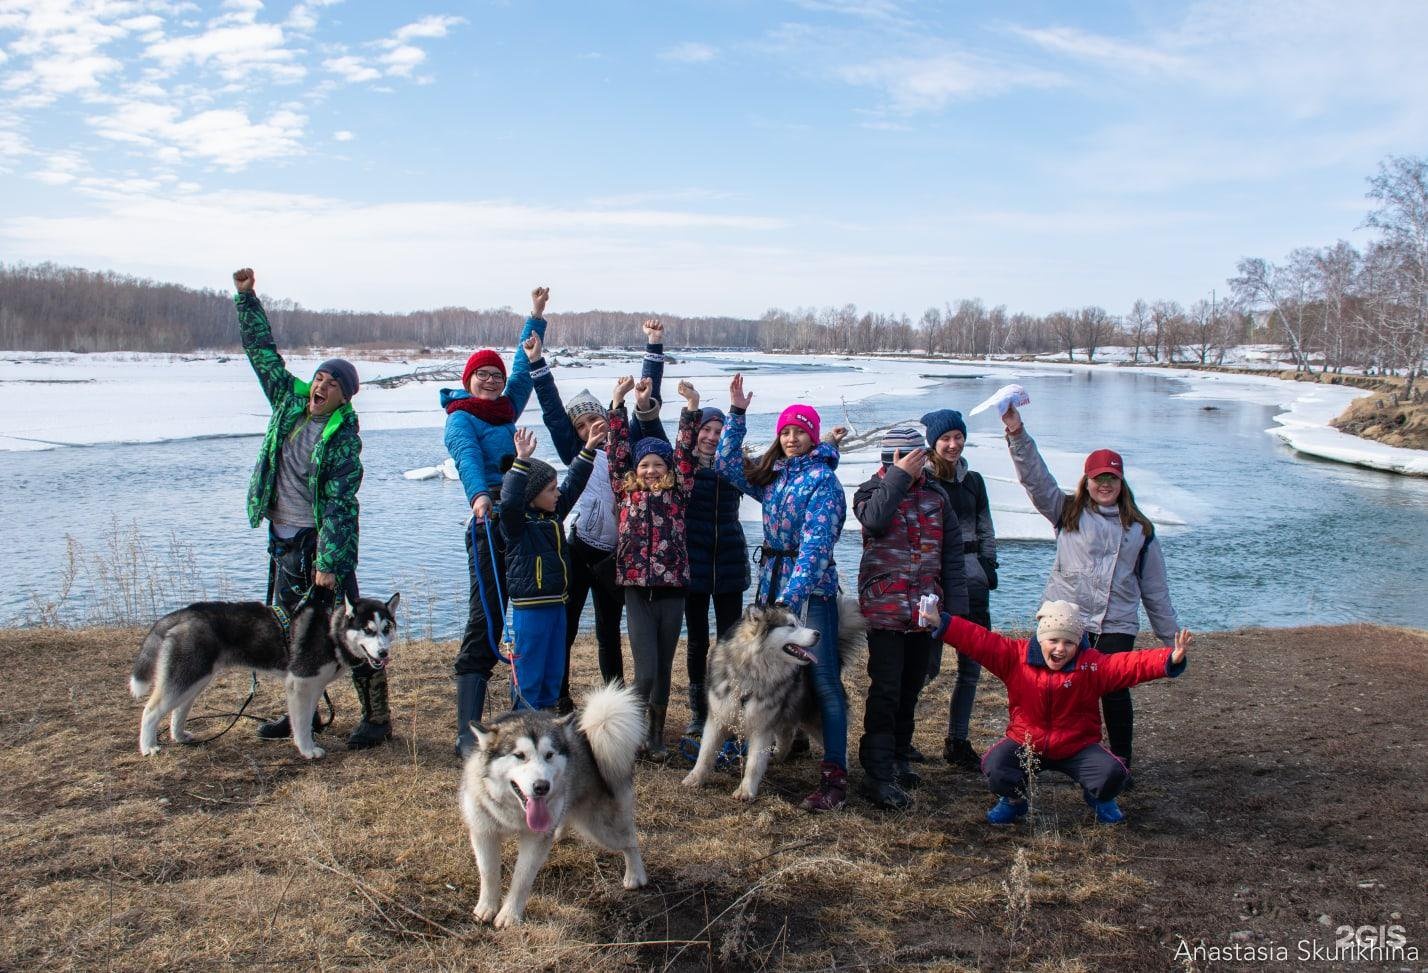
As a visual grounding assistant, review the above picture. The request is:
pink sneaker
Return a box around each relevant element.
[801,761,848,812]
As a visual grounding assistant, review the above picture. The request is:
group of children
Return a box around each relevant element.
[231,272,1192,827]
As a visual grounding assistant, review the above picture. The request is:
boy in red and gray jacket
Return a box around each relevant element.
[922,599,1191,825]
[854,427,968,810]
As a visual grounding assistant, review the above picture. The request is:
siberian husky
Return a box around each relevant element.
[130,593,400,760]
[459,683,648,928]
[682,601,865,802]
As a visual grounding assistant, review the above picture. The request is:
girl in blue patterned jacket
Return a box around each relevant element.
[441,287,545,755]
[715,373,850,812]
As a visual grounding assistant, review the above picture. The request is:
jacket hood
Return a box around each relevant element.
[777,441,841,474]
[439,387,470,409]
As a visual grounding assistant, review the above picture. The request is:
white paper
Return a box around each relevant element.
[968,383,1030,418]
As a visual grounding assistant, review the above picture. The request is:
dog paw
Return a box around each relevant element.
[298,745,326,760]
[140,744,160,757]
[472,901,499,923]
[171,729,194,744]
[493,908,523,929]
[681,772,703,788]
[623,867,648,890]
[732,784,757,803]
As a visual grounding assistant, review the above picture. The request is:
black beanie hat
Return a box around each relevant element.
[522,458,557,505]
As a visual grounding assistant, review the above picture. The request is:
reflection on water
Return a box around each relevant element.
[3,367,1426,638]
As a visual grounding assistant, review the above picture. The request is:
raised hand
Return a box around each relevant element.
[531,287,550,318]
[634,376,654,410]
[612,375,636,406]
[1002,403,1023,435]
[233,268,255,293]
[522,333,543,362]
[1171,629,1193,664]
[514,427,537,459]
[583,418,609,450]
[677,380,699,409]
[825,425,849,446]
[729,373,753,410]
[642,318,663,343]
[893,447,926,476]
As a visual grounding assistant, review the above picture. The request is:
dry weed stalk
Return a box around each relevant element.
[1002,846,1032,936]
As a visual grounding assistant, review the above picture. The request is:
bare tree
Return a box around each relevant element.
[1125,299,1153,363]
[1046,310,1078,361]
[1364,155,1428,397]
[1230,257,1318,373]
[1076,306,1113,362]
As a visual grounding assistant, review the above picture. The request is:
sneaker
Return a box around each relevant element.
[985,796,1029,826]
[801,761,848,813]
[256,712,322,740]
[943,737,982,772]
[1091,798,1125,824]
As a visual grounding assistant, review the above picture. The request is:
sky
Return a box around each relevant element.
[1,0,1426,319]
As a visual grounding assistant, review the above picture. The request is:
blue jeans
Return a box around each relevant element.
[510,604,566,710]
[804,594,847,770]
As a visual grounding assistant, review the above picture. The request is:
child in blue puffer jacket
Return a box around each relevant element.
[715,373,850,813]
[442,287,545,755]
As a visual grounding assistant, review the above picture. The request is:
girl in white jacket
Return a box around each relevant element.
[1001,402,1179,776]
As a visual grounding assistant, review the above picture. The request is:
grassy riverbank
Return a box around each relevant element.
[4,625,1426,971]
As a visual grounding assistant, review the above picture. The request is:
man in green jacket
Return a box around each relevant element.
[233,267,391,749]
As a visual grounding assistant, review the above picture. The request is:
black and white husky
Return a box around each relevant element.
[682,601,865,802]
[459,683,648,928]
[130,593,400,760]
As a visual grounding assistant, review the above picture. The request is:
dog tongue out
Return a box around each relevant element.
[524,795,553,832]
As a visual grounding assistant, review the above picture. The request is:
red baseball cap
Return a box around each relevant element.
[1084,448,1124,479]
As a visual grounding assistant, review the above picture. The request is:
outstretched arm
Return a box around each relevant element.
[673,382,699,497]
[1094,630,1191,693]
[232,268,299,408]
[714,373,765,501]
[629,318,669,443]
[524,331,581,464]
[504,288,549,417]
[1003,405,1066,525]
[926,614,1020,681]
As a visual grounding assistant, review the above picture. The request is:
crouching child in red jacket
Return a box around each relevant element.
[921,599,1191,825]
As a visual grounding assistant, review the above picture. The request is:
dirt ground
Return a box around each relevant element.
[2,623,1425,971]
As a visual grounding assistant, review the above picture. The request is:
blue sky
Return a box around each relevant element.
[1,0,1426,319]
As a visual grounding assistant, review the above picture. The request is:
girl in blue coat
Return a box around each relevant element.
[716,373,850,812]
[442,287,544,755]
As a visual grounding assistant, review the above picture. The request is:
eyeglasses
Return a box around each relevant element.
[472,369,504,383]
[1091,474,1120,486]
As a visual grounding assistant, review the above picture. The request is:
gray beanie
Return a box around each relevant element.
[566,389,604,424]
[879,426,925,465]
[521,458,558,505]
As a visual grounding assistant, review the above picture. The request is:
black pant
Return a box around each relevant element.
[456,520,508,679]
[684,589,743,685]
[927,587,990,680]
[983,737,1128,803]
[267,525,360,610]
[1089,631,1138,764]
[863,629,932,752]
[561,533,626,694]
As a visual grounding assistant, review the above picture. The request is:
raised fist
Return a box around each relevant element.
[233,268,255,293]
[522,333,543,362]
[531,287,550,318]
[643,318,663,342]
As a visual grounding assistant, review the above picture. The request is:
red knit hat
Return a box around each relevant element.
[462,349,506,390]
[1084,448,1124,479]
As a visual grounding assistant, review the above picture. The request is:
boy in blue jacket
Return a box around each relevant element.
[499,423,606,710]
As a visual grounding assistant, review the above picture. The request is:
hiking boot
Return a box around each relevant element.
[893,755,922,790]
[860,734,910,809]
[986,796,1029,826]
[902,743,929,764]
[943,737,982,772]
[347,666,393,751]
[683,682,707,737]
[801,761,848,813]
[256,711,322,740]
[642,705,669,761]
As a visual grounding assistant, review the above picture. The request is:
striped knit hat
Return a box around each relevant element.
[565,389,605,425]
[879,426,925,465]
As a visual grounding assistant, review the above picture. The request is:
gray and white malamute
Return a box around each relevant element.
[459,683,648,928]
[130,593,400,760]
[682,600,866,803]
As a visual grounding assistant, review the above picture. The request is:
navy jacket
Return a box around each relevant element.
[499,449,596,607]
[686,463,751,595]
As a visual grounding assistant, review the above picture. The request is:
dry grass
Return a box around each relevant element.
[3,624,1426,970]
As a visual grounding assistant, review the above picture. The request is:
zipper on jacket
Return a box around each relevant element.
[536,556,543,590]
[712,475,719,592]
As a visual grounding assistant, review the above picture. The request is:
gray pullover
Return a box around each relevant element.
[1007,428,1179,642]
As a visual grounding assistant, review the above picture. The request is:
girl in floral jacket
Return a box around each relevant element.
[607,377,700,758]
[715,373,850,812]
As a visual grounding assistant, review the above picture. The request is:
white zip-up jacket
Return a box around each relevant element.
[1008,428,1178,642]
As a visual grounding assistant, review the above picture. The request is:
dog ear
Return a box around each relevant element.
[342,594,355,618]
[743,604,762,622]
[470,721,494,750]
[385,592,401,615]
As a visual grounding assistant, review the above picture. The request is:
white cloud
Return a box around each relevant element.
[391,15,464,43]
[787,0,907,23]
[87,102,306,170]
[333,129,354,141]
[143,23,305,83]
[839,51,1061,113]
[1009,25,1187,75]
[378,43,424,76]
[29,149,85,185]
[323,54,379,82]
[659,42,717,64]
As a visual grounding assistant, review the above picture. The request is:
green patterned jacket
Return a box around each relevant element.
[235,291,363,580]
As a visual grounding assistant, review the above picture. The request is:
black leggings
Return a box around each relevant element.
[561,533,626,693]
[684,590,743,685]
[1089,631,1138,763]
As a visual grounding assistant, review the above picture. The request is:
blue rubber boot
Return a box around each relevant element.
[986,796,1029,826]
[1093,798,1125,824]
[455,673,489,757]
